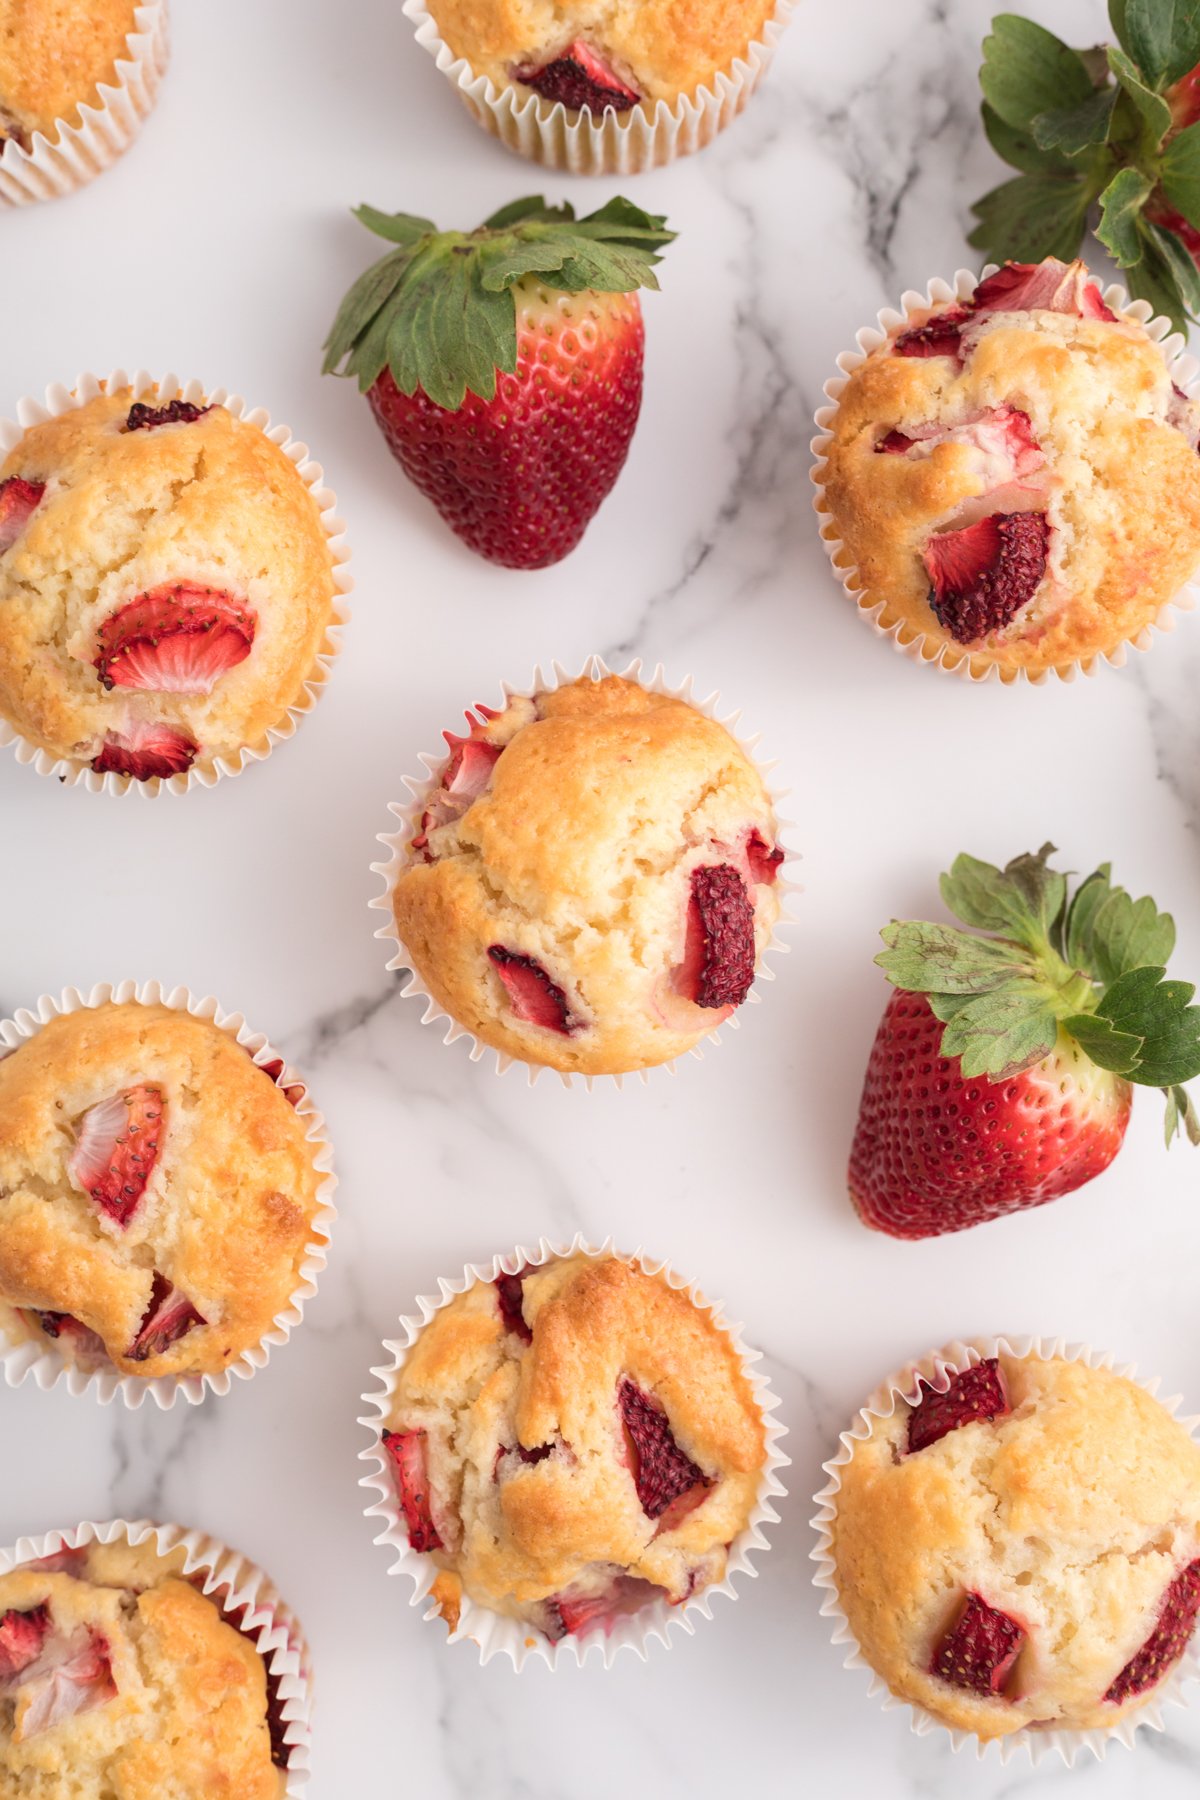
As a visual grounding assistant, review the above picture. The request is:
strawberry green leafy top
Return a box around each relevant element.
[971,2,1200,331]
[322,196,676,412]
[877,846,1200,1145]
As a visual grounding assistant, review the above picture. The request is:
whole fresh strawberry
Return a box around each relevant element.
[849,845,1200,1239]
[322,196,675,569]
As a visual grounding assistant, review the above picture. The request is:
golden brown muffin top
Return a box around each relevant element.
[0,0,140,145]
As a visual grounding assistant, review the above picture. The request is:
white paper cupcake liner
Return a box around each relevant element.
[810,270,1200,685]
[0,369,353,794]
[401,0,794,174]
[0,3,169,207]
[0,980,337,1411]
[0,1516,313,1790]
[811,1335,1200,1765]
[369,653,797,1088]
[360,1233,789,1669]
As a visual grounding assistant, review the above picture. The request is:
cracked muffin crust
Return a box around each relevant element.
[829,1351,1200,1739]
[820,257,1200,678]
[0,0,140,151]
[0,387,337,783]
[0,1537,285,1798]
[390,673,784,1076]
[380,1253,767,1642]
[0,1003,325,1380]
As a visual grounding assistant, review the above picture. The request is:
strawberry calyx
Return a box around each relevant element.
[875,845,1200,1145]
[322,196,675,412]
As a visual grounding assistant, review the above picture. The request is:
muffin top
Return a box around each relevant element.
[0,0,139,149]
[0,1003,326,1380]
[830,1352,1200,1738]
[0,388,337,785]
[425,0,776,109]
[0,1536,284,1798]
[820,257,1200,678]
[381,1253,767,1641]
[390,675,784,1076]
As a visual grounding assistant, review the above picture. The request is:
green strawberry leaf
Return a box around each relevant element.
[1124,222,1192,330]
[1107,45,1174,145]
[481,196,573,230]
[981,15,1097,131]
[1144,216,1200,315]
[876,921,1040,995]
[1062,1009,1145,1072]
[939,846,1066,954]
[1122,0,1200,90]
[1164,1083,1200,1145]
[1065,864,1177,983]
[1032,85,1118,156]
[1111,0,1132,51]
[933,985,1061,1079]
[1097,165,1157,264]
[353,207,438,246]
[982,100,1074,172]
[1162,121,1200,226]
[968,172,1092,262]
[1093,966,1200,1085]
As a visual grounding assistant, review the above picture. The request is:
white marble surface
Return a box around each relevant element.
[3,0,1200,1792]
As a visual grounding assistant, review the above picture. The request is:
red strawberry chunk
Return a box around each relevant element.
[125,400,212,432]
[127,1272,205,1361]
[932,1593,1024,1696]
[0,476,45,552]
[876,429,916,453]
[92,717,198,781]
[382,1429,443,1553]
[444,735,501,800]
[30,1550,87,1577]
[907,1360,1010,1453]
[746,829,784,885]
[972,258,1115,321]
[68,1085,163,1228]
[0,1607,50,1681]
[22,1311,106,1361]
[894,308,971,359]
[17,1630,116,1738]
[95,583,255,695]
[924,511,1049,643]
[545,1574,662,1640]
[488,946,579,1034]
[513,39,639,113]
[618,1378,711,1522]
[1106,1561,1200,1701]
[494,1269,534,1342]
[677,864,756,1010]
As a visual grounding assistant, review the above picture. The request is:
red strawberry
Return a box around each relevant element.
[1106,1561,1200,1701]
[894,307,972,358]
[488,947,579,1034]
[127,1272,205,1361]
[381,1429,443,1553]
[0,476,45,552]
[932,1593,1024,1695]
[18,1630,116,1737]
[323,197,674,569]
[971,258,1115,320]
[746,829,784,885]
[924,511,1049,643]
[876,429,917,452]
[95,584,255,694]
[68,1085,163,1228]
[0,1606,50,1680]
[413,715,506,855]
[23,1311,106,1360]
[125,399,212,432]
[30,1549,87,1576]
[545,1575,660,1639]
[618,1378,711,1522]
[907,1360,1010,1453]
[847,845,1200,1240]
[494,1268,534,1342]
[677,865,757,1010]
[512,40,640,113]
[92,718,198,781]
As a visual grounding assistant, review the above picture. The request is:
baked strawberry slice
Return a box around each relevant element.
[127,1272,205,1361]
[21,1311,107,1361]
[513,40,639,113]
[932,1593,1024,1695]
[125,399,212,432]
[972,258,1116,321]
[876,429,916,453]
[0,1606,50,1681]
[68,1085,164,1228]
[1105,1561,1200,1701]
[0,476,45,553]
[893,308,972,358]
[907,1360,1010,1453]
[746,829,784,885]
[618,1378,711,1522]
[381,1429,443,1553]
[494,1266,535,1342]
[545,1574,662,1640]
[444,735,501,800]
[92,718,198,781]
[488,947,579,1034]
[677,864,757,1010]
[95,584,255,694]
[16,1630,116,1739]
[924,511,1049,643]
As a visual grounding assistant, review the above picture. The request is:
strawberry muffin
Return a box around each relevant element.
[387,673,786,1076]
[0,1535,288,1795]
[0,1002,327,1381]
[817,257,1200,679]
[0,385,339,785]
[375,1252,768,1644]
[0,0,145,153]
[421,0,777,118]
[825,1348,1200,1740]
